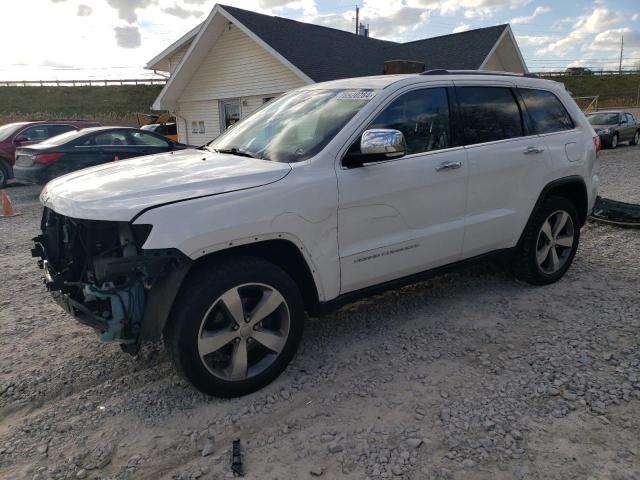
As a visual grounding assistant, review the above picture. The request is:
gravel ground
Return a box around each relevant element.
[1,144,639,480]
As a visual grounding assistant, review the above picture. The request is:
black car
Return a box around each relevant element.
[586,111,640,149]
[13,127,190,185]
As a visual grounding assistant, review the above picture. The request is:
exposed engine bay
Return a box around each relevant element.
[32,208,189,350]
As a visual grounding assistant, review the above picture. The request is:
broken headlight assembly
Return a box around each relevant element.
[32,208,188,346]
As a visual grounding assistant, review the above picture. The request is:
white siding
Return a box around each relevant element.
[174,24,302,143]
[180,24,305,102]
[176,100,220,145]
[168,45,190,74]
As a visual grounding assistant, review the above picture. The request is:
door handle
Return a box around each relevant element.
[435,161,462,172]
[523,146,545,154]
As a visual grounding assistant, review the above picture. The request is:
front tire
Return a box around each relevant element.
[631,130,639,146]
[165,256,304,397]
[512,196,580,285]
[610,133,618,149]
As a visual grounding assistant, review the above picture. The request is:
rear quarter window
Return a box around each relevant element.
[519,88,574,134]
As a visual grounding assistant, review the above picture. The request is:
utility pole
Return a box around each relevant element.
[355,5,359,35]
[618,35,623,74]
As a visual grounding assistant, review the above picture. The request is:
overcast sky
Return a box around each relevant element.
[1,0,639,80]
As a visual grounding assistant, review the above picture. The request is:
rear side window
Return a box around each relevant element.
[48,124,76,136]
[625,113,635,125]
[370,87,450,155]
[519,88,574,134]
[458,87,523,144]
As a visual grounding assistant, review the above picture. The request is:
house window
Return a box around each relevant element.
[191,121,198,134]
[220,99,241,131]
[198,121,205,134]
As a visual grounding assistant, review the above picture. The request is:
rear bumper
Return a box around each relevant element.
[13,164,51,185]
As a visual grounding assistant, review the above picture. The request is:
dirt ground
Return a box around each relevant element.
[1,144,639,480]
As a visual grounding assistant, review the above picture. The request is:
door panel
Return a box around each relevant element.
[463,138,550,255]
[456,85,550,256]
[338,150,468,292]
[337,86,467,294]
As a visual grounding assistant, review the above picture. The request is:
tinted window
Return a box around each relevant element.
[21,125,50,142]
[458,87,523,144]
[48,124,76,136]
[370,88,450,154]
[130,131,169,147]
[520,89,574,133]
[625,113,635,125]
[93,131,129,146]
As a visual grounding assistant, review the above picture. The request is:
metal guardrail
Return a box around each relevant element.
[537,70,640,77]
[0,79,167,87]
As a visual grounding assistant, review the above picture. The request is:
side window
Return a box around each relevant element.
[94,131,129,146]
[458,87,523,144]
[48,125,76,137]
[369,87,450,155]
[520,88,574,134]
[625,113,635,125]
[20,125,49,142]
[130,131,170,147]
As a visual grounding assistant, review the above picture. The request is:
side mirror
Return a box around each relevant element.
[343,129,406,168]
[14,134,28,144]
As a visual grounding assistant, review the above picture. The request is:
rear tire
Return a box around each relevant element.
[512,196,580,286]
[631,131,639,146]
[610,133,618,149]
[164,256,304,397]
[0,162,8,189]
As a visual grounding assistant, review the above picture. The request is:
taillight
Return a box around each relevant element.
[593,135,601,155]
[33,153,65,165]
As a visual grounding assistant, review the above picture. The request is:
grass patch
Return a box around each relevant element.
[0,85,163,125]
[543,74,640,107]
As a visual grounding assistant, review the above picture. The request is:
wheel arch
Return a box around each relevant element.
[517,176,588,248]
[140,237,323,342]
[188,238,322,315]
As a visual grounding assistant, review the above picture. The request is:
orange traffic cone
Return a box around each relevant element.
[1,191,19,218]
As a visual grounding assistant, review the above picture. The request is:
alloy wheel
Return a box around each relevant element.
[611,134,618,148]
[197,283,290,381]
[634,132,639,145]
[536,210,575,274]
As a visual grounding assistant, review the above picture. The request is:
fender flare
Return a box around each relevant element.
[516,175,588,249]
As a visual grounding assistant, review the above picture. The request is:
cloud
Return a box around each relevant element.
[162,4,203,19]
[511,6,549,25]
[106,0,155,23]
[431,0,533,19]
[516,35,553,46]
[589,28,640,51]
[114,26,142,48]
[632,13,639,21]
[536,8,624,56]
[452,24,471,33]
[77,4,92,16]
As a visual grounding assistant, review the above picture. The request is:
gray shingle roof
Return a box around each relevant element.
[221,5,508,82]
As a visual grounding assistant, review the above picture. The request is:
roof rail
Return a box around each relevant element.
[421,69,539,78]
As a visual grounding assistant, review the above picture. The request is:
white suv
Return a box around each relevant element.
[34,71,600,397]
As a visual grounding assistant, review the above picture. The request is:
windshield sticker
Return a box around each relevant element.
[336,90,376,100]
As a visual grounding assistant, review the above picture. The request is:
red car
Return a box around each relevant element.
[0,120,100,187]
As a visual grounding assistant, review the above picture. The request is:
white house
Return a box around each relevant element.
[147,4,528,145]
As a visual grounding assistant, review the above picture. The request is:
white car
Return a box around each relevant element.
[34,71,600,397]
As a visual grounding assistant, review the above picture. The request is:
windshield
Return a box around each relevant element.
[0,123,28,142]
[587,113,619,125]
[206,89,375,163]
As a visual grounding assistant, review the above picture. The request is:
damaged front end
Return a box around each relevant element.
[32,208,191,351]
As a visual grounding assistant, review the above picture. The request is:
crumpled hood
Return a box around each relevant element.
[41,149,291,221]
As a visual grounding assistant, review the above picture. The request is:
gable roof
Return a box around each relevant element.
[150,4,524,109]
[221,5,508,81]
